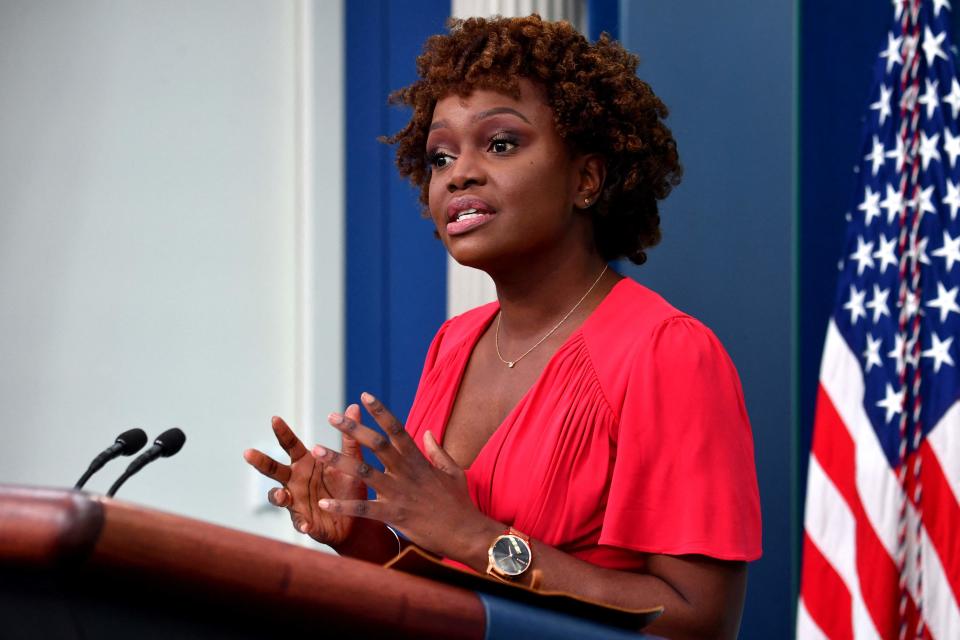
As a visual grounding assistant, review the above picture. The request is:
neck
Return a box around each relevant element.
[491,250,614,339]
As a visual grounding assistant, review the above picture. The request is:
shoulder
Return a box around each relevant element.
[423,301,498,364]
[584,278,740,405]
[437,301,498,344]
[584,277,727,362]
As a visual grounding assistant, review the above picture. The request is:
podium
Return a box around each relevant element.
[0,485,484,639]
[0,485,660,639]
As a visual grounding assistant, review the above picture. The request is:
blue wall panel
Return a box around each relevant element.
[345,0,449,415]
[384,1,451,422]
[620,3,795,638]
[587,0,619,41]
[346,0,450,474]
[346,3,389,406]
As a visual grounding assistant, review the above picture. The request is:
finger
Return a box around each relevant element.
[291,512,310,534]
[313,444,396,494]
[271,416,310,462]
[341,404,362,460]
[243,448,292,484]
[318,498,385,522]
[359,392,421,457]
[327,411,399,465]
[424,430,464,479]
[267,486,290,508]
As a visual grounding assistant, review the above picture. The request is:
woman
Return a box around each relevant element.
[244,15,761,639]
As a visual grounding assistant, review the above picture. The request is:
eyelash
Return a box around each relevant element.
[427,132,520,169]
[428,150,454,169]
[488,132,519,154]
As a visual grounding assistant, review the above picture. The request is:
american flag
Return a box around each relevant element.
[797,1,960,639]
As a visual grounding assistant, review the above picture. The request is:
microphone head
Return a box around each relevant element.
[116,428,148,455]
[154,428,186,457]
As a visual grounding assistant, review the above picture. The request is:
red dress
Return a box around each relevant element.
[405,277,762,570]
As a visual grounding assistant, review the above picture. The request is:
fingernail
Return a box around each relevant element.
[298,522,309,533]
[318,499,331,509]
[314,445,327,457]
[361,392,375,403]
[328,412,343,425]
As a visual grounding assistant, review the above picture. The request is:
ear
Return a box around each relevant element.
[574,153,606,209]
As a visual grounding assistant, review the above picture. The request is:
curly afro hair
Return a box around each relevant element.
[384,14,682,265]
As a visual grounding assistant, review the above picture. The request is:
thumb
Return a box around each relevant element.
[424,430,464,480]
[341,403,362,459]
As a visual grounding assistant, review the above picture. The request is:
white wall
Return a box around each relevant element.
[0,0,344,544]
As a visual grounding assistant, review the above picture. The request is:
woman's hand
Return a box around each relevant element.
[243,406,367,546]
[313,392,500,562]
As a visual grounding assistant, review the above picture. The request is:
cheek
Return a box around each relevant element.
[427,177,445,222]
[505,164,571,212]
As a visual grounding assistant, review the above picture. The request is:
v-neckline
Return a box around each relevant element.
[434,276,628,470]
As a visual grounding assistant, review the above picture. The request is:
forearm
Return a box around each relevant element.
[332,519,405,564]
[457,520,745,639]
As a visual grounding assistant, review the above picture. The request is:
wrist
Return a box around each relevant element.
[333,520,398,563]
[458,517,508,574]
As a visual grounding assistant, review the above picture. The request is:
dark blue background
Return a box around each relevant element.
[619,3,795,637]
[345,0,449,423]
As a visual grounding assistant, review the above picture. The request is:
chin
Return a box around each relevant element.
[441,236,492,270]
[445,238,530,276]
[446,246,491,270]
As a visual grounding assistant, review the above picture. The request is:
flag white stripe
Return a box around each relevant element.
[819,320,960,638]
[820,321,900,556]
[804,454,882,640]
[796,597,830,640]
[910,504,960,640]
[927,401,960,507]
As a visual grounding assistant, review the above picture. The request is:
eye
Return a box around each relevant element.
[488,134,519,154]
[428,150,455,169]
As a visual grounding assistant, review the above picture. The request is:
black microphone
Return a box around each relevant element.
[106,428,186,498]
[74,428,148,489]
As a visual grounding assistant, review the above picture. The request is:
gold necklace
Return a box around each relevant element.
[495,264,608,369]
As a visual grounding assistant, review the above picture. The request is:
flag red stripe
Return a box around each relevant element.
[801,531,854,640]
[811,384,919,637]
[811,385,858,508]
[908,439,960,609]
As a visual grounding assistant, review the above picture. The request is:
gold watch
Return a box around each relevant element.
[486,528,532,580]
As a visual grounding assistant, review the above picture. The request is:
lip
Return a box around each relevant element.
[446,196,495,222]
[444,196,498,237]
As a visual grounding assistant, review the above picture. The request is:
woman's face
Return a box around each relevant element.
[426,79,592,272]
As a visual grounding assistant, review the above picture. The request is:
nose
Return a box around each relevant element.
[446,148,485,193]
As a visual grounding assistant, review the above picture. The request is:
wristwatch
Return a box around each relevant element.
[486,528,533,580]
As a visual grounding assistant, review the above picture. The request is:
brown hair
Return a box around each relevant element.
[384,14,682,265]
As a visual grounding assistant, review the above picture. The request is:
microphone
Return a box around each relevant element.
[106,428,186,498]
[74,428,148,489]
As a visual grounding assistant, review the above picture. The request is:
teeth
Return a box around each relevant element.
[455,208,479,221]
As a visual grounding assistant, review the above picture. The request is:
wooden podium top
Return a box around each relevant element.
[0,484,484,639]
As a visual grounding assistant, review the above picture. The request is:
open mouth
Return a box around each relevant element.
[445,197,497,236]
[455,208,482,221]
[446,207,496,236]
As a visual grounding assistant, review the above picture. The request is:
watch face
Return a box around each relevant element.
[492,535,531,576]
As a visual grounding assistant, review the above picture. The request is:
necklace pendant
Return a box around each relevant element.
[507,361,515,368]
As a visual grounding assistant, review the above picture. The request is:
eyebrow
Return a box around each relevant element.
[429,107,531,131]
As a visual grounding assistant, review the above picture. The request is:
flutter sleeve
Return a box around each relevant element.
[598,316,762,561]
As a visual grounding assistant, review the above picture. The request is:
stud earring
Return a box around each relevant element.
[583,196,591,206]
